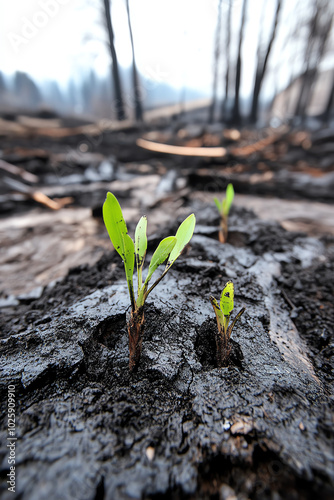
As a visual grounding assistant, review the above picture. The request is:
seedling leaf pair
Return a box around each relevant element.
[103,192,196,370]
[214,183,235,243]
[214,183,234,216]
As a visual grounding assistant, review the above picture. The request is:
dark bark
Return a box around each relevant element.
[294,6,317,119]
[323,69,334,123]
[231,0,248,125]
[188,162,334,203]
[250,0,282,123]
[125,0,143,122]
[208,0,223,123]
[221,0,232,122]
[103,0,126,121]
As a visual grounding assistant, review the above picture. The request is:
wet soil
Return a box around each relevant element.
[1,202,333,500]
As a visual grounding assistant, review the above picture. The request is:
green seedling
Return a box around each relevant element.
[210,281,245,367]
[103,192,196,371]
[214,183,234,243]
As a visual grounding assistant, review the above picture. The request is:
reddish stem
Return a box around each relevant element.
[128,308,145,371]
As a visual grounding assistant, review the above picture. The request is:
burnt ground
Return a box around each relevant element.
[0,117,334,500]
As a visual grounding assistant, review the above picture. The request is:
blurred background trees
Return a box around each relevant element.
[0,0,333,127]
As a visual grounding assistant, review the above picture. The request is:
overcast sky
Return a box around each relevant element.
[1,0,219,91]
[1,0,333,100]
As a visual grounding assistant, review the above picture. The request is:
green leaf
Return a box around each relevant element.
[135,216,147,267]
[123,234,135,291]
[103,192,129,261]
[167,214,196,268]
[103,192,135,308]
[220,281,234,317]
[214,197,222,214]
[145,236,177,285]
[222,183,234,216]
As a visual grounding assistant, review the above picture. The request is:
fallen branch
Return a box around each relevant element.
[0,117,135,138]
[31,193,74,210]
[136,138,227,157]
[3,176,73,210]
[0,159,39,184]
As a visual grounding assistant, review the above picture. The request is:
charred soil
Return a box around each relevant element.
[1,202,333,500]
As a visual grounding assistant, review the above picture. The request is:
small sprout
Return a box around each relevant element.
[210,281,245,367]
[103,192,196,371]
[213,183,234,243]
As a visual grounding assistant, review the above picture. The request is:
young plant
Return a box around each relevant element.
[214,183,234,243]
[210,281,245,367]
[103,192,196,371]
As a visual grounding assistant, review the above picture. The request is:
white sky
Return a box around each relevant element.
[1,0,219,92]
[1,0,333,100]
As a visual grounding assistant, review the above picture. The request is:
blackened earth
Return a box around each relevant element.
[0,205,333,500]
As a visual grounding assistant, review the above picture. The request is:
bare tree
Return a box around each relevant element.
[221,0,232,122]
[103,0,126,120]
[125,0,143,122]
[249,0,282,123]
[208,0,223,123]
[294,0,333,121]
[231,0,248,125]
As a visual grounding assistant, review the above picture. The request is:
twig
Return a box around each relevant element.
[3,176,73,210]
[31,193,73,210]
[0,159,39,183]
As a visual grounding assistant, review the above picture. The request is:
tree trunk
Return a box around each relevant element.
[125,0,143,122]
[250,0,282,124]
[221,0,232,122]
[295,1,333,122]
[231,0,248,126]
[103,0,126,121]
[323,69,334,123]
[208,0,223,123]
